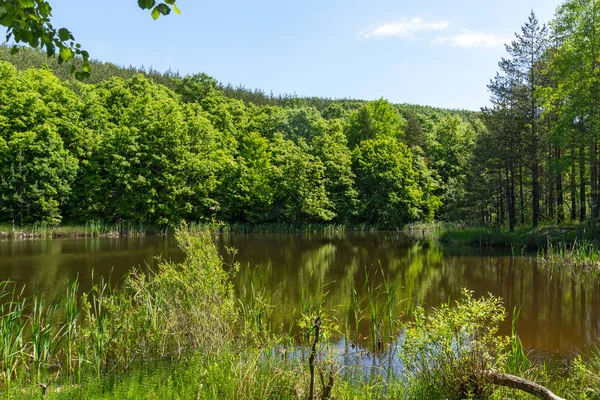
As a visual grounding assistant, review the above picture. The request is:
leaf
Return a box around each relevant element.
[0,10,13,27]
[45,44,55,57]
[58,28,71,42]
[156,4,171,16]
[28,36,39,48]
[138,0,156,10]
[10,46,18,55]
[173,3,180,14]
[59,47,74,61]
[151,7,160,20]
[0,6,7,20]
[18,0,35,8]
[75,71,90,81]
[39,2,52,16]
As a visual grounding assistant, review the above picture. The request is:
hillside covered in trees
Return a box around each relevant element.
[0,45,482,228]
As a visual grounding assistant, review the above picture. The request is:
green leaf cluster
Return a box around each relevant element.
[0,0,179,78]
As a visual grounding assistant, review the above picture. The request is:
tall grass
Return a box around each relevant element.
[403,221,463,232]
[540,240,600,270]
[0,221,383,239]
[506,307,530,375]
[437,222,600,251]
[0,281,26,389]
[0,221,162,239]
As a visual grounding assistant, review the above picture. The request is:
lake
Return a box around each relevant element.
[0,232,598,357]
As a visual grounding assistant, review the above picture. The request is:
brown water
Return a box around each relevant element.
[0,232,598,356]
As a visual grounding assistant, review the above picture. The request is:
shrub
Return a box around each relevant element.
[102,228,238,369]
[401,289,510,399]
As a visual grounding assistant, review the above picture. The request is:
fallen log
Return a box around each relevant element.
[486,370,565,400]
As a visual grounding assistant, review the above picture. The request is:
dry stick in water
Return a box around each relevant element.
[308,316,321,400]
[486,370,565,400]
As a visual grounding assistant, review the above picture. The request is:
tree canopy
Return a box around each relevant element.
[0,0,179,78]
[0,45,481,228]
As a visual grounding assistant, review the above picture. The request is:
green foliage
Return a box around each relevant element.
[568,350,600,399]
[345,98,407,149]
[0,63,79,224]
[0,54,481,228]
[310,120,358,222]
[431,115,476,219]
[0,0,179,78]
[104,228,237,366]
[402,289,510,399]
[222,131,275,223]
[352,136,423,227]
[0,0,90,78]
[0,228,237,385]
[81,75,234,225]
[270,133,334,222]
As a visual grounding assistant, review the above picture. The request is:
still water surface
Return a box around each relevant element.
[0,232,598,356]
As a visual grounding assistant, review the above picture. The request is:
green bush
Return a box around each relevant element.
[101,228,237,369]
[401,289,510,399]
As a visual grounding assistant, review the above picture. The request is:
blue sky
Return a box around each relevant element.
[47,0,561,110]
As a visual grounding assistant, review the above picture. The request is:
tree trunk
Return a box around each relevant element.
[591,0,598,229]
[556,146,564,223]
[511,165,517,229]
[498,169,505,226]
[506,166,516,231]
[519,164,525,224]
[532,161,540,228]
[548,144,555,221]
[580,144,587,222]
[570,146,577,221]
[487,370,565,400]
[590,143,597,227]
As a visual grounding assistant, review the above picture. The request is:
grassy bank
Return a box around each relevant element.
[437,223,599,249]
[0,221,165,239]
[1,228,598,399]
[436,223,600,270]
[0,220,471,240]
[0,221,388,239]
[7,350,600,400]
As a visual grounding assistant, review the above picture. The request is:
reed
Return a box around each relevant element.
[539,239,600,270]
[238,282,275,342]
[362,266,402,355]
[506,307,529,375]
[0,281,27,389]
[85,277,117,378]
[30,292,62,381]
[0,221,158,239]
[63,280,80,376]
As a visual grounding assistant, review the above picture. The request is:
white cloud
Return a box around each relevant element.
[360,17,450,40]
[435,31,510,48]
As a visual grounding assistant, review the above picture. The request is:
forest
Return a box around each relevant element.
[0,44,483,229]
[1,3,599,235]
